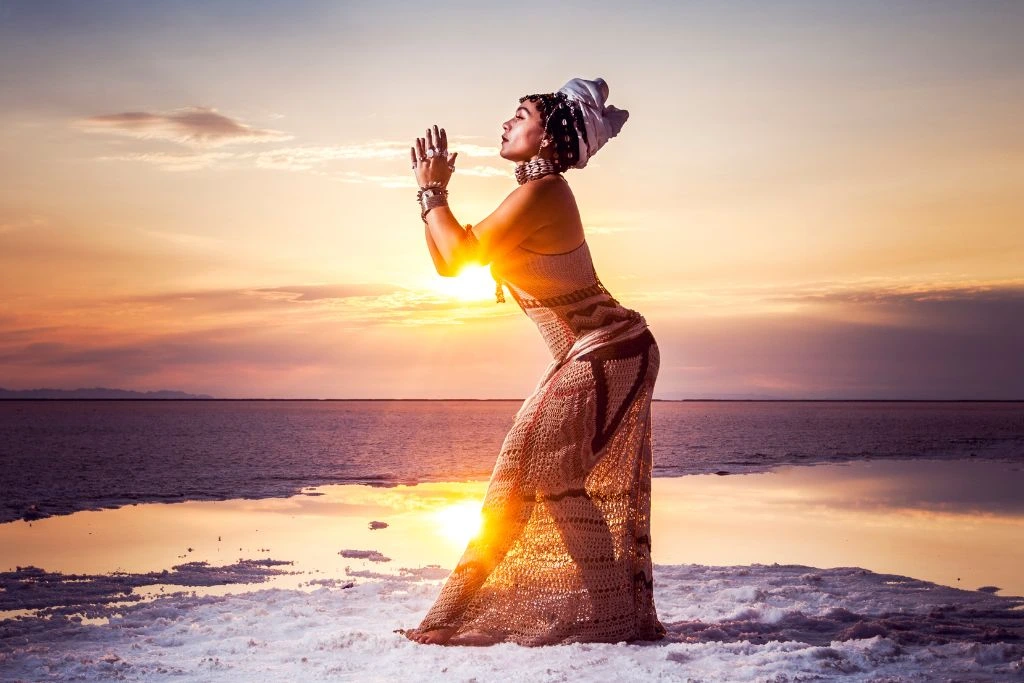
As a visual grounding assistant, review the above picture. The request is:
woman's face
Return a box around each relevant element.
[500,98,547,163]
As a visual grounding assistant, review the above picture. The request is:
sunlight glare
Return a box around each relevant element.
[430,264,496,301]
[431,500,484,546]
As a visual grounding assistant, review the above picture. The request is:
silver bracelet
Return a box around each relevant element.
[417,187,448,222]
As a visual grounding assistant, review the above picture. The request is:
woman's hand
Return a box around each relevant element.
[411,124,458,189]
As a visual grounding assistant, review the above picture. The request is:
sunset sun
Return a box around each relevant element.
[430,264,497,302]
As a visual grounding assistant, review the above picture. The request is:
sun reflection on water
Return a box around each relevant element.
[2,461,1023,602]
[431,499,484,546]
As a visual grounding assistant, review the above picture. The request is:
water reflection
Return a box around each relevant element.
[649,458,1024,598]
[1,458,1021,618]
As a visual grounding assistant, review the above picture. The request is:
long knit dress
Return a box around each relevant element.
[404,238,665,647]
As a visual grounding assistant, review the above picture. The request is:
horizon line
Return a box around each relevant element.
[2,398,1022,403]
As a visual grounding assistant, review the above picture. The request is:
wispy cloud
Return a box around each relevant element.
[94,283,514,328]
[135,228,227,250]
[334,171,418,189]
[2,280,1022,399]
[76,106,293,147]
[85,127,510,186]
[98,151,240,171]
[762,279,1024,306]
[0,213,48,234]
[456,165,509,178]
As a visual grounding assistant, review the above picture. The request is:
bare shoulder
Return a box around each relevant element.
[472,174,578,264]
[516,175,583,252]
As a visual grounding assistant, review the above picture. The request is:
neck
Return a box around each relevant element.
[514,157,561,185]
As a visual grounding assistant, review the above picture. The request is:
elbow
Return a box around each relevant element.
[434,257,458,277]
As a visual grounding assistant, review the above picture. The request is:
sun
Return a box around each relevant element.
[431,500,484,546]
[430,263,497,302]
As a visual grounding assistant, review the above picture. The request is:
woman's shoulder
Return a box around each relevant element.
[515,175,584,253]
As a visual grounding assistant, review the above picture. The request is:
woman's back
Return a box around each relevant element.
[491,240,647,362]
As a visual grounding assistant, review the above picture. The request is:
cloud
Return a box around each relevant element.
[88,283,516,330]
[115,284,409,313]
[750,278,1024,330]
[334,171,418,189]
[73,109,514,188]
[0,314,542,399]
[97,151,239,171]
[5,264,1021,398]
[456,165,509,178]
[647,282,1024,399]
[252,143,408,170]
[87,132,511,185]
[0,213,49,234]
[135,228,227,250]
[257,284,405,301]
[76,106,293,147]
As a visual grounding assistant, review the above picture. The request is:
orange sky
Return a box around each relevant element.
[1,1,1022,398]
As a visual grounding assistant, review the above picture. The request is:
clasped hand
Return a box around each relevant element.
[411,124,457,189]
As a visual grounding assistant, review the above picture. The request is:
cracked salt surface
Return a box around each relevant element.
[1,561,1022,681]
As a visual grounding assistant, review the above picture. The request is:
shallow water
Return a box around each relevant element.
[3,458,1021,624]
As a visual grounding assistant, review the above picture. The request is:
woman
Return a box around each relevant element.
[401,77,665,647]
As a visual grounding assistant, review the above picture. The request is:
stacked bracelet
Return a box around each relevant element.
[416,183,448,222]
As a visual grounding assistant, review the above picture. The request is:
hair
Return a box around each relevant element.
[518,92,590,173]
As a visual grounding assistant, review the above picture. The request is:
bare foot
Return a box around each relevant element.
[448,628,505,646]
[408,625,457,645]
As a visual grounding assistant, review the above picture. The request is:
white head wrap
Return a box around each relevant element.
[556,77,629,169]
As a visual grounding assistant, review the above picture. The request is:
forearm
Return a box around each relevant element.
[425,223,454,276]
[425,204,474,270]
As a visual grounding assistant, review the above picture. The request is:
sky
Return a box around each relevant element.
[1,0,1022,399]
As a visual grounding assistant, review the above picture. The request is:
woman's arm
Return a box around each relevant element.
[425,223,456,277]
[424,178,556,272]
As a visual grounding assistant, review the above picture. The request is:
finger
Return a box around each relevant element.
[425,127,434,150]
[416,137,425,159]
[450,152,458,165]
[440,127,447,150]
[410,146,416,166]
[433,124,441,149]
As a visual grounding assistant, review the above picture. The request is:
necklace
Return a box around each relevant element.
[514,158,561,185]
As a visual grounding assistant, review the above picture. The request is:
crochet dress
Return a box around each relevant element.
[404,238,665,647]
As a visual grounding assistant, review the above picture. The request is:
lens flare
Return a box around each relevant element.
[431,499,484,546]
[430,264,496,302]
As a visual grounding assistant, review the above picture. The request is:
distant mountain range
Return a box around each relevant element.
[0,387,214,399]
